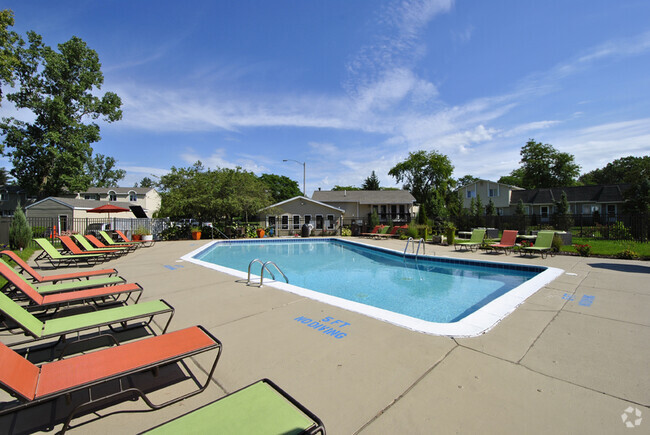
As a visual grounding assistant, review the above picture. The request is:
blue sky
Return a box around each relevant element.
[2,0,650,194]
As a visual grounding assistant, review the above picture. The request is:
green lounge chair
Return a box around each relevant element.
[99,230,142,250]
[454,229,486,252]
[0,325,222,434]
[72,234,129,256]
[33,238,104,268]
[86,233,136,253]
[0,250,118,284]
[0,260,141,311]
[0,289,173,348]
[144,378,325,435]
[520,231,556,259]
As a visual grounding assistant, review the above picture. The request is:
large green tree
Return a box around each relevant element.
[259,173,301,203]
[579,156,650,185]
[86,154,126,187]
[0,13,122,198]
[388,150,454,207]
[361,171,380,190]
[501,140,580,189]
[157,162,271,222]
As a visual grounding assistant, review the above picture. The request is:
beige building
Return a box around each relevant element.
[258,196,345,236]
[311,190,416,224]
[61,187,161,218]
[456,180,524,215]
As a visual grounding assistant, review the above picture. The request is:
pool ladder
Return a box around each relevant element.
[247,259,289,287]
[403,237,426,259]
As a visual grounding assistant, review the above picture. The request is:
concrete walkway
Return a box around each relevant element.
[2,238,648,434]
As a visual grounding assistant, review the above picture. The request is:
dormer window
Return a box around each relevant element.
[128,191,137,201]
[108,190,117,201]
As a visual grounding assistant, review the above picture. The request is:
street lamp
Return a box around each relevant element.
[283,159,306,196]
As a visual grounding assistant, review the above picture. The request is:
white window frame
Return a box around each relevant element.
[293,215,301,230]
[128,191,137,202]
[281,215,289,230]
[315,214,324,230]
[326,214,335,230]
[304,214,311,225]
[466,190,476,198]
[108,190,117,201]
[488,188,498,197]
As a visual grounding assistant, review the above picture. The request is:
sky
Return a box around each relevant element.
[2,0,650,194]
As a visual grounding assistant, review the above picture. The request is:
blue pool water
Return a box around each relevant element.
[192,238,544,324]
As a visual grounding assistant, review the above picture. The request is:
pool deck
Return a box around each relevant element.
[3,237,648,434]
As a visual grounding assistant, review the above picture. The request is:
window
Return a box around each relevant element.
[540,206,549,221]
[128,191,137,201]
[488,188,498,197]
[0,192,7,201]
[582,204,600,214]
[466,190,476,198]
[293,215,300,230]
[281,215,289,230]
[326,214,335,230]
[108,190,117,201]
[315,215,323,229]
[304,214,311,225]
[267,216,276,228]
[84,194,99,200]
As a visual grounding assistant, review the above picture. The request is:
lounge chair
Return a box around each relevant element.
[0,290,173,348]
[454,229,486,252]
[33,238,104,268]
[372,225,404,239]
[72,234,129,256]
[0,325,222,434]
[360,225,383,237]
[143,378,325,435]
[487,230,518,255]
[0,250,118,284]
[86,234,136,252]
[58,235,122,260]
[114,229,155,247]
[0,260,141,311]
[0,259,125,295]
[99,230,142,250]
[520,231,556,259]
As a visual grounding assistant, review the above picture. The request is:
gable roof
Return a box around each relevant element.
[311,190,416,204]
[259,196,345,213]
[456,179,524,191]
[511,184,631,205]
[26,197,135,210]
[79,187,156,195]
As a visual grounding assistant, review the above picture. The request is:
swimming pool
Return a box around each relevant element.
[182,238,563,336]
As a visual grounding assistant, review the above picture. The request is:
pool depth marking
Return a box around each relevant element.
[294,315,351,339]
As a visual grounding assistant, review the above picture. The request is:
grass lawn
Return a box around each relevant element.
[561,237,650,259]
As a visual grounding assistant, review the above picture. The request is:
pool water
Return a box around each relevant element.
[187,239,559,334]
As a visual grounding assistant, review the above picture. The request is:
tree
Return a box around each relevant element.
[515,199,527,233]
[136,176,156,188]
[0,10,20,104]
[486,198,496,216]
[332,185,360,191]
[388,150,454,207]
[0,17,122,198]
[457,174,479,187]
[86,154,125,187]
[554,191,573,231]
[579,156,650,185]
[0,167,9,185]
[498,167,524,187]
[9,202,31,250]
[624,177,650,214]
[259,173,301,203]
[361,171,380,190]
[511,139,580,189]
[157,162,271,222]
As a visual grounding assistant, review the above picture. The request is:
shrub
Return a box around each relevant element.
[405,225,419,239]
[341,227,352,236]
[610,221,631,240]
[574,244,591,257]
[552,234,563,252]
[616,247,638,259]
[9,205,33,250]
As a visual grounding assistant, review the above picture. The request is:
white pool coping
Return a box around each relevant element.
[181,238,564,337]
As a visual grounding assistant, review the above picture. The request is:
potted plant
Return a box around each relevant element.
[191,226,202,240]
[256,227,265,238]
[135,226,153,242]
[444,222,456,246]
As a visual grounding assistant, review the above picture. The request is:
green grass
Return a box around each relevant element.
[561,237,650,259]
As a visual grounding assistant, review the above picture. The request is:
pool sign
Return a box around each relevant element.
[294,315,350,339]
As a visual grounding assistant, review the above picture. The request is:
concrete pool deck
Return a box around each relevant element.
[2,237,648,434]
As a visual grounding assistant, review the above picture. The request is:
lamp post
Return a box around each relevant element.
[283,159,306,196]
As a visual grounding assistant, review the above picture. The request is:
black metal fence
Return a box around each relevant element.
[449,213,649,242]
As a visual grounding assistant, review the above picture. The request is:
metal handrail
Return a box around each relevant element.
[415,238,425,257]
[247,259,289,287]
[403,237,414,257]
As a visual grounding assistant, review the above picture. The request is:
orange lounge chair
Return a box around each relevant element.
[361,225,384,237]
[0,250,118,284]
[58,235,121,260]
[488,230,518,255]
[0,325,222,434]
[85,234,136,253]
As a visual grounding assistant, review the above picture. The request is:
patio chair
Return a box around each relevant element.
[0,290,174,348]
[0,260,141,311]
[360,225,383,237]
[454,229,486,252]
[33,238,105,268]
[0,325,222,434]
[0,250,118,284]
[143,378,325,435]
[58,235,122,260]
[520,230,556,259]
[72,234,129,256]
[86,234,136,253]
[0,259,125,296]
[487,230,518,255]
[114,229,155,247]
[99,230,142,250]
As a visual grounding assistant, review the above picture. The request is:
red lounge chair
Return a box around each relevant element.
[361,225,384,237]
[0,326,222,434]
[58,235,120,260]
[85,234,136,253]
[0,250,117,284]
[488,230,518,255]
